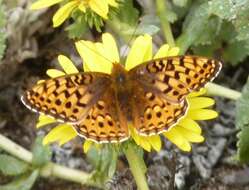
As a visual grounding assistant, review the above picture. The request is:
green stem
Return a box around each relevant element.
[206,83,241,100]
[123,143,149,190]
[0,133,94,186]
[156,0,175,47]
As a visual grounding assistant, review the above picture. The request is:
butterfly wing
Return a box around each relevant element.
[131,82,188,135]
[21,72,112,124]
[73,84,129,143]
[129,55,222,135]
[130,55,222,103]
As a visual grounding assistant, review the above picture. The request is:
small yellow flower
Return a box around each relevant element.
[31,0,118,27]
[37,33,218,152]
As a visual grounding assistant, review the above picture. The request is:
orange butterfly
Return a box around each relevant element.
[21,56,222,143]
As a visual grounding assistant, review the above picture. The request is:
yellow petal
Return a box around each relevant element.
[187,88,207,98]
[187,109,218,120]
[147,135,162,152]
[139,136,152,152]
[129,125,141,146]
[89,0,109,19]
[125,34,152,70]
[78,2,86,12]
[154,44,170,59]
[75,40,112,74]
[46,69,65,78]
[167,47,180,56]
[43,124,77,145]
[107,0,118,7]
[52,0,79,27]
[178,118,201,134]
[102,33,120,63]
[174,125,204,143]
[188,97,215,110]
[130,124,152,152]
[76,41,99,71]
[37,115,56,128]
[83,62,91,72]
[58,55,79,74]
[163,128,191,152]
[30,0,63,9]
[83,140,93,153]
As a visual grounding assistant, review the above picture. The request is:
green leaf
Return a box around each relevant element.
[193,16,222,45]
[208,0,249,41]
[173,0,188,7]
[236,77,249,163]
[0,0,6,61]
[87,144,118,186]
[165,3,178,23]
[237,128,249,163]
[0,154,29,176]
[110,0,139,38]
[66,11,88,39]
[113,0,139,27]
[207,0,236,20]
[192,21,249,65]
[234,9,249,41]
[177,0,249,57]
[223,40,249,65]
[31,137,51,168]
[122,15,160,36]
[0,170,39,190]
[84,9,104,32]
[236,78,249,130]
[192,45,217,58]
[176,1,210,54]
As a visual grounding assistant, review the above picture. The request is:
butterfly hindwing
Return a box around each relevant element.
[21,72,111,124]
[74,85,129,143]
[131,82,188,135]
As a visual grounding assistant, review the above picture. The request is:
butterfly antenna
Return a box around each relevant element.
[78,41,114,64]
[121,19,141,59]
[77,5,140,65]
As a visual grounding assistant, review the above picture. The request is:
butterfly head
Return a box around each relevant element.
[111,63,128,84]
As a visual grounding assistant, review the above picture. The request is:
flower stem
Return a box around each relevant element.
[206,83,241,100]
[156,0,175,47]
[123,143,149,190]
[0,134,96,187]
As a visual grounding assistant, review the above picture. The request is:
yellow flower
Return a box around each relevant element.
[37,33,218,152]
[31,0,118,27]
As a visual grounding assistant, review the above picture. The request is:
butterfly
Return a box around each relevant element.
[21,55,222,143]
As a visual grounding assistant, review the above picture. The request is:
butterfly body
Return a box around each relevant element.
[22,56,222,143]
[111,63,133,121]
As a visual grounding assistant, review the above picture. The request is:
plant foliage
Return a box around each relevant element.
[175,0,249,65]
[236,78,249,163]
[0,137,52,190]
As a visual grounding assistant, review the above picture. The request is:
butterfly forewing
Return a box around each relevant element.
[21,72,112,124]
[130,55,222,103]
[74,85,129,143]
